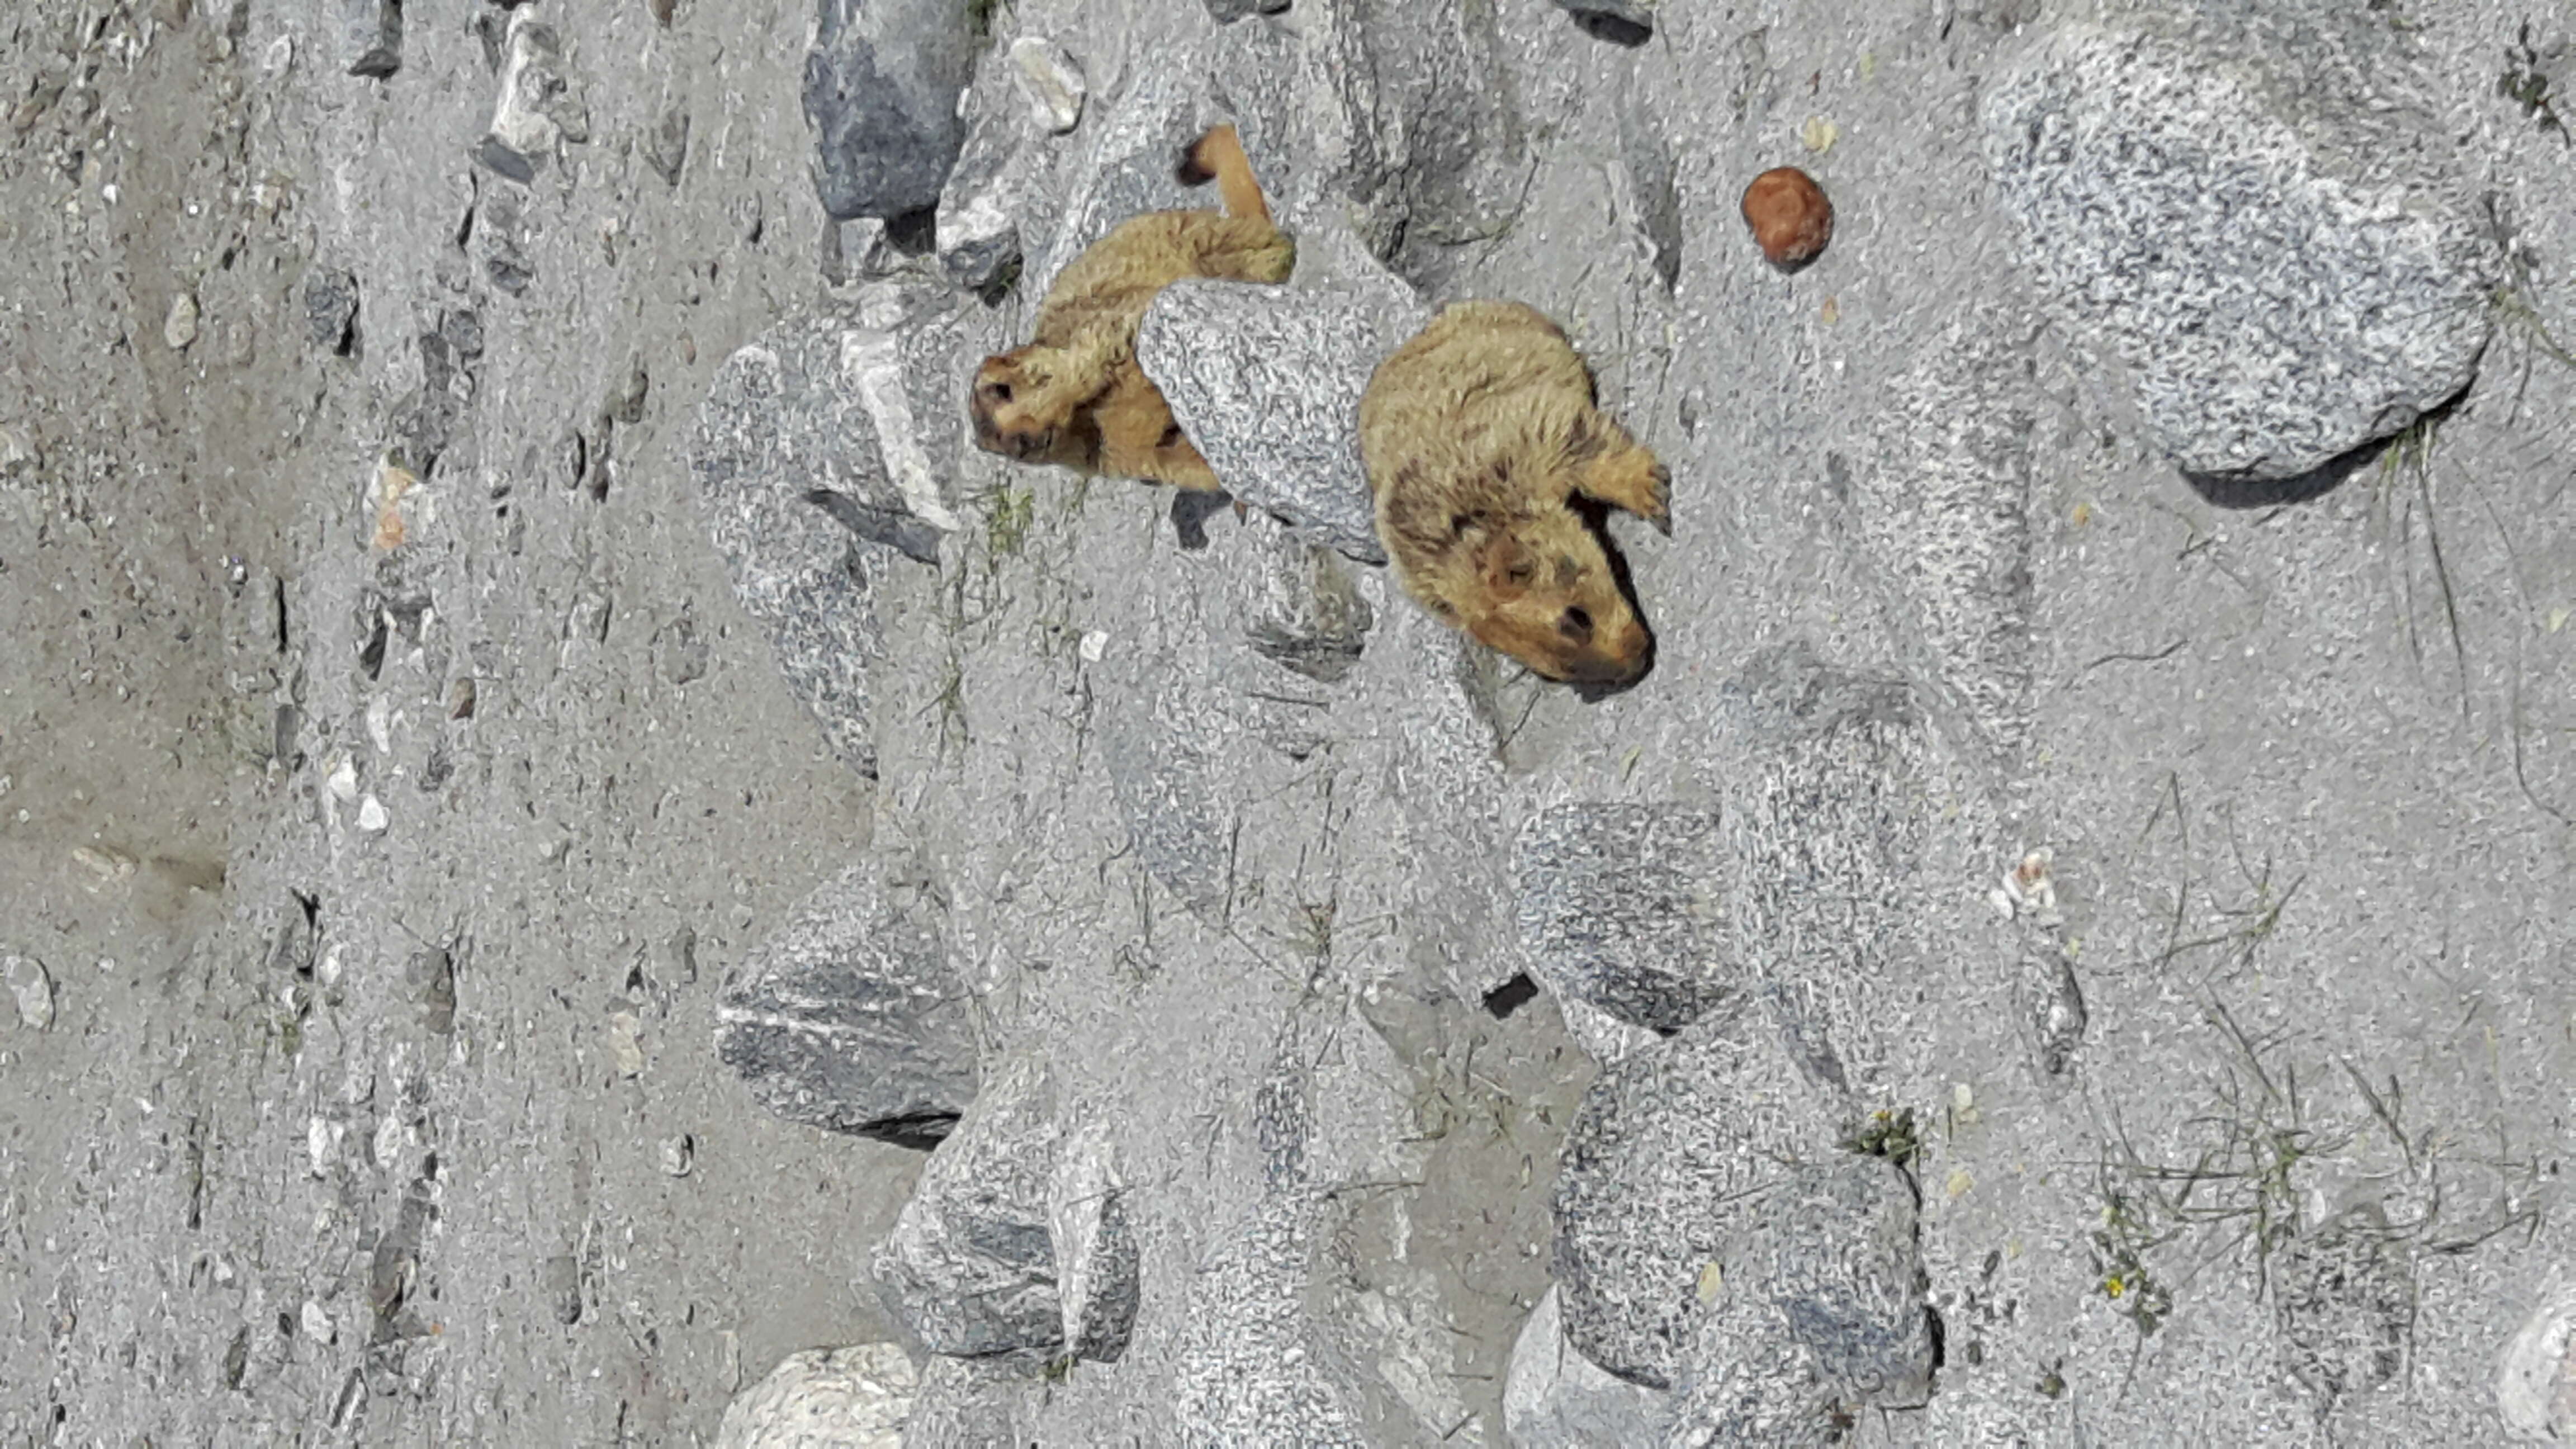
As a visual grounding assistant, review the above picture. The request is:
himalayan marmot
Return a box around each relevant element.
[967,124,1293,493]
[1358,300,1667,686]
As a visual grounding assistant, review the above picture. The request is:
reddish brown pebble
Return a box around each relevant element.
[1740,167,1833,270]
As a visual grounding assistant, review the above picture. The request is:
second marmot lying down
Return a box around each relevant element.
[1358,300,1669,687]
[967,124,1294,493]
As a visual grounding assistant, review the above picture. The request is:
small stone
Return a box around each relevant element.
[645,105,689,187]
[873,1056,1064,1357]
[0,424,36,476]
[261,35,295,78]
[713,1343,915,1449]
[1798,115,1838,154]
[342,0,401,78]
[1078,630,1107,664]
[356,795,389,833]
[2501,1276,2576,1442]
[326,755,359,802]
[163,291,200,350]
[1201,0,1288,21]
[658,1134,694,1177]
[1549,0,1650,42]
[304,267,359,354]
[1739,167,1832,271]
[608,1011,645,1077]
[542,1252,583,1325]
[300,1300,334,1344]
[479,15,567,178]
[1007,38,1085,134]
[4,955,56,1031]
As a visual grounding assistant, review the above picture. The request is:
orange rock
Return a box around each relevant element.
[1740,167,1834,270]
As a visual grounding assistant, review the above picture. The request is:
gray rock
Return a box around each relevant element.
[803,0,976,221]
[1551,0,1652,44]
[476,13,570,179]
[1244,538,1373,684]
[2497,1275,2576,1442]
[1504,1286,1675,1447]
[4,954,55,1031]
[713,1343,915,1449]
[1202,0,1289,23]
[1554,999,1931,1422]
[1855,308,2038,773]
[1981,22,2498,484]
[1717,641,1930,1086]
[933,54,1050,293]
[714,863,978,1148]
[304,267,358,354]
[1140,280,1433,565]
[1006,38,1084,135]
[341,0,400,78]
[1514,803,1731,1034]
[1049,1133,1139,1363]
[902,1356,1043,1448]
[645,105,690,188]
[873,1055,1062,1358]
[690,302,966,778]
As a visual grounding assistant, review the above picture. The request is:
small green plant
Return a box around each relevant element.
[2500,22,2569,144]
[1841,1107,1921,1167]
[985,486,1035,559]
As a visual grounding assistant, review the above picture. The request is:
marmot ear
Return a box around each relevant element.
[1475,533,1537,599]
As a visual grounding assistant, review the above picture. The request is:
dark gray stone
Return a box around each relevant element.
[1981,21,2498,483]
[873,1056,1063,1358]
[1551,0,1652,44]
[1139,280,1432,565]
[1514,803,1732,1034]
[804,488,941,566]
[342,0,401,78]
[933,51,1052,293]
[303,267,358,354]
[1202,0,1288,22]
[714,864,978,1148]
[803,0,977,221]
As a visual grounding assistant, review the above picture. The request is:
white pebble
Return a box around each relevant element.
[1008,37,1087,134]
[356,795,389,833]
[300,1300,334,1344]
[4,956,55,1031]
[1079,629,1108,663]
[163,291,199,351]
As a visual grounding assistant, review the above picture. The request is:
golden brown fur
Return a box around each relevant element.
[1358,301,1668,686]
[967,124,1294,491]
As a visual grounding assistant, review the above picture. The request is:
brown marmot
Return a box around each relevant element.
[967,124,1294,493]
[1358,301,1667,686]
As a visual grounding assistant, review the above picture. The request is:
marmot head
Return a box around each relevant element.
[967,349,1058,461]
[1439,512,1652,686]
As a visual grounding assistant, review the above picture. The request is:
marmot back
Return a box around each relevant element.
[1359,301,1669,686]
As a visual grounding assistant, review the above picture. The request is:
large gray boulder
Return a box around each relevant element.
[1551,1001,1932,1423]
[873,1057,1064,1359]
[713,864,978,1149]
[1514,803,1731,1033]
[1139,279,1429,565]
[688,302,965,778]
[802,0,977,220]
[1981,21,2498,484]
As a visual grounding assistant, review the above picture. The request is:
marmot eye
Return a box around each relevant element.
[981,380,1014,403]
[1559,607,1593,641]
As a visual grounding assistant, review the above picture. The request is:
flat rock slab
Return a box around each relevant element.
[1504,1286,1675,1447]
[1139,279,1432,566]
[1516,803,1731,1033]
[714,865,978,1148]
[1981,22,2497,483]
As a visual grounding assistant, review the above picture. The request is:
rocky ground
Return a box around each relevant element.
[3,0,2576,1445]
